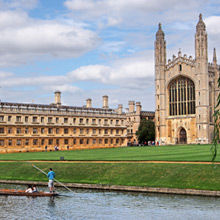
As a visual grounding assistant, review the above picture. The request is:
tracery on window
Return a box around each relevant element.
[169,77,195,116]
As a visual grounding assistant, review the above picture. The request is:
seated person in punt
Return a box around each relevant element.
[25,185,33,193]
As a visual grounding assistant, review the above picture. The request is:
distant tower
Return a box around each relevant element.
[155,23,167,144]
[195,14,210,143]
[86,98,92,108]
[54,90,61,107]
[102,95,109,109]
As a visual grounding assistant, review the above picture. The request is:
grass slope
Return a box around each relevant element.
[0,162,220,190]
[0,144,216,162]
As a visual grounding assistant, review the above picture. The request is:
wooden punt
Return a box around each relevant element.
[0,189,59,197]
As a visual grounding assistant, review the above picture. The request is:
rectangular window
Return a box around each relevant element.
[17,139,22,145]
[33,128,38,134]
[32,117,37,123]
[64,139,68,144]
[86,139,89,144]
[99,139,102,144]
[116,129,119,134]
[92,119,96,124]
[56,139,59,145]
[8,139,12,146]
[48,128,53,134]
[99,129,102,135]
[33,139,38,145]
[56,128,59,134]
[48,117,53,123]
[8,116,12,122]
[86,118,89,124]
[105,139,108,144]
[56,117,59,123]
[105,129,108,135]
[25,116,28,123]
[8,128,12,134]
[0,140,4,146]
[0,116,4,122]
[86,129,89,134]
[79,118,83,124]
[73,128,76,134]
[73,118,76,124]
[16,116,21,122]
[73,139,76,144]
[25,139,29,145]
[48,139,53,145]
[104,119,108,125]
[41,139,45,145]
[98,119,101,125]
[116,120,119,125]
[41,128,44,134]
[92,139,96,144]
[64,118,68,123]
[64,128,68,134]
[25,128,29,134]
[80,139,84,144]
[92,129,96,135]
[16,128,22,134]
[110,120,113,125]
[111,129,113,134]
[80,129,84,134]
[41,117,44,123]
[0,128,4,133]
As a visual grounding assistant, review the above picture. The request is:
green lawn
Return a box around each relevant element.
[0,144,217,162]
[1,162,220,190]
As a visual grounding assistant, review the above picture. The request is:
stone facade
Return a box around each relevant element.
[0,91,155,153]
[126,101,154,145]
[155,14,220,145]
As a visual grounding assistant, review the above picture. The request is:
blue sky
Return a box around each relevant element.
[0,0,220,111]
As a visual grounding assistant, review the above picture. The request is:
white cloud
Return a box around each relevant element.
[67,51,154,89]
[64,0,208,27]
[0,11,99,66]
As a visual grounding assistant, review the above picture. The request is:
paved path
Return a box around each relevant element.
[0,160,219,164]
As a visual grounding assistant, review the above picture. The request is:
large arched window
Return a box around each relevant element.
[169,77,195,116]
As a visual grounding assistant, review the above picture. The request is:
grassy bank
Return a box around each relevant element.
[0,144,217,162]
[1,162,220,191]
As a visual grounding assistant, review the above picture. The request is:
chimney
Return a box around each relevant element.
[128,101,135,113]
[86,98,92,108]
[103,95,109,109]
[118,104,123,114]
[54,90,61,107]
[136,102,142,114]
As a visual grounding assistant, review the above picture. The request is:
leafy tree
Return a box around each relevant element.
[136,119,155,144]
[212,77,220,161]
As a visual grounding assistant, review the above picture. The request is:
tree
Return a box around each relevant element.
[212,77,220,161]
[136,119,155,144]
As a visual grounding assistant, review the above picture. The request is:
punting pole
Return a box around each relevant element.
[27,162,74,193]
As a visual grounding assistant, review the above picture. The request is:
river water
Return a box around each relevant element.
[0,184,220,220]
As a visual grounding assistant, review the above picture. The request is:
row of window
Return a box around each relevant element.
[0,115,124,126]
[0,138,123,146]
[0,127,124,135]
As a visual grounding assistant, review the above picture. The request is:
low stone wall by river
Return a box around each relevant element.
[0,179,219,197]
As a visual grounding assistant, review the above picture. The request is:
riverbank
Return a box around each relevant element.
[1,179,220,197]
[1,161,220,192]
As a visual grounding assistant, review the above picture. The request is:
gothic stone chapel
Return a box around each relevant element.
[155,14,220,145]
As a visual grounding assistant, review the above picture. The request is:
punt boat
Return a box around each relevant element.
[0,189,59,197]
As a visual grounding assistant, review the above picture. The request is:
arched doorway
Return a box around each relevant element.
[179,128,187,144]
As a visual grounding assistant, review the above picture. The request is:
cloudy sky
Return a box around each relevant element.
[0,0,220,111]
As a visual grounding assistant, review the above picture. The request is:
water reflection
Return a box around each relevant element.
[0,184,220,220]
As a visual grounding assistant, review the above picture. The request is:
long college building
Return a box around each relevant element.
[155,14,220,145]
[0,91,154,153]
